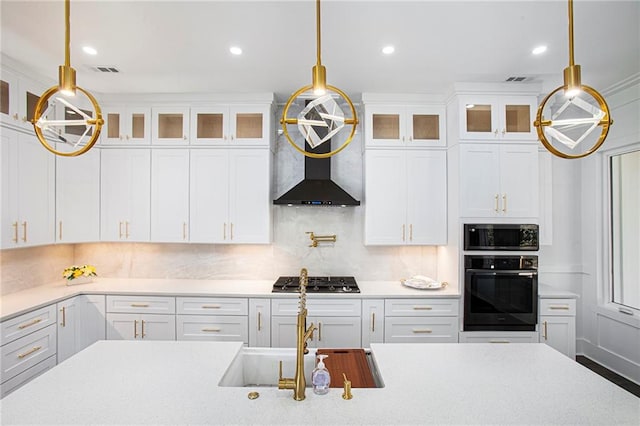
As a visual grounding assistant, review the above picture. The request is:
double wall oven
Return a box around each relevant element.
[463,224,539,332]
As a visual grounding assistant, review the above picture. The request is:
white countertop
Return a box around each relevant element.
[1,341,637,425]
[0,278,462,321]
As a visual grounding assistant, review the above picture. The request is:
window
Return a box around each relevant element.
[610,149,640,310]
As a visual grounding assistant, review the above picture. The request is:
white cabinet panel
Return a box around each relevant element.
[0,354,56,399]
[384,299,459,316]
[101,106,151,145]
[459,95,537,141]
[106,313,175,341]
[384,317,458,343]
[152,106,189,145]
[249,298,271,347]
[57,295,106,363]
[1,305,57,344]
[1,324,56,383]
[365,105,446,148]
[177,297,247,316]
[176,315,248,343]
[151,149,190,242]
[458,331,539,343]
[106,295,175,314]
[189,149,228,243]
[312,316,361,348]
[362,299,384,347]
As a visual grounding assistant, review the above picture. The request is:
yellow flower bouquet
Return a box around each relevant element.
[63,265,97,285]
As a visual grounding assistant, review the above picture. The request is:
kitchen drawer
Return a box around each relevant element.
[1,324,57,383]
[271,298,361,317]
[106,295,176,314]
[385,298,459,317]
[176,297,248,316]
[1,355,56,398]
[539,299,576,316]
[1,304,57,345]
[384,317,458,343]
[458,331,539,343]
[176,315,248,343]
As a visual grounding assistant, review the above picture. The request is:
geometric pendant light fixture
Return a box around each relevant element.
[32,0,104,157]
[534,0,613,159]
[280,0,358,159]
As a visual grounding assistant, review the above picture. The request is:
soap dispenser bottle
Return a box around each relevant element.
[312,354,331,395]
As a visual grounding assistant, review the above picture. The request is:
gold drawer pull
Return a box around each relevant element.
[489,340,510,344]
[18,318,42,330]
[202,328,221,333]
[130,303,150,308]
[202,305,221,309]
[18,346,42,359]
[413,306,433,310]
[412,329,433,334]
[549,305,570,310]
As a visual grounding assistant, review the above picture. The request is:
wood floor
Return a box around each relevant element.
[576,355,640,398]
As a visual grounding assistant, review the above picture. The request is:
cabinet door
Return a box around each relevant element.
[189,149,229,243]
[459,96,500,140]
[176,315,248,343]
[499,96,538,140]
[313,316,361,348]
[362,299,384,347]
[100,149,151,241]
[406,150,447,245]
[271,316,298,348]
[102,106,151,145]
[106,313,175,341]
[57,298,79,363]
[228,149,271,243]
[106,313,137,340]
[499,144,538,217]
[249,299,271,347]
[459,144,500,217]
[190,106,228,145]
[364,150,406,245]
[17,77,51,132]
[0,68,20,126]
[16,133,55,246]
[152,107,189,145]
[229,105,269,145]
[540,316,576,359]
[56,148,100,243]
[1,130,19,248]
[151,149,190,242]
[406,106,446,148]
[365,106,403,147]
[77,295,106,351]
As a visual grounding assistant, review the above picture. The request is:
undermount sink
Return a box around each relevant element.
[218,347,384,388]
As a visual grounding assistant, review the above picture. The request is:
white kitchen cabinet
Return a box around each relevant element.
[364,149,447,245]
[1,130,55,248]
[1,323,57,384]
[0,68,20,127]
[539,298,576,359]
[459,143,538,218]
[365,105,446,148]
[190,148,271,244]
[106,313,176,341]
[384,298,459,343]
[55,148,100,243]
[458,331,539,343]
[176,296,249,343]
[458,95,537,141]
[152,106,189,145]
[249,298,271,347]
[362,299,384,347]
[151,149,190,242]
[190,104,270,146]
[100,148,151,241]
[57,295,106,363]
[101,106,151,145]
[0,69,51,132]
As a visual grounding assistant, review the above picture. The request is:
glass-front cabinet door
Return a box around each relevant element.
[499,96,537,140]
[406,106,446,147]
[460,95,537,141]
[190,106,227,145]
[152,106,189,145]
[102,107,151,145]
[366,105,445,148]
[230,105,269,146]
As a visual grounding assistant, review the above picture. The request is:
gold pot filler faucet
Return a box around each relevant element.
[278,268,317,401]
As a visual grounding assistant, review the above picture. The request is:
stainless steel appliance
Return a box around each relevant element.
[464,224,539,251]
[272,276,359,293]
[463,255,538,331]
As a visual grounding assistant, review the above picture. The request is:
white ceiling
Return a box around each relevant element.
[1,1,638,101]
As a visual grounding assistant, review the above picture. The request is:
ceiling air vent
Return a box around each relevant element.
[90,66,120,73]
[505,76,528,82]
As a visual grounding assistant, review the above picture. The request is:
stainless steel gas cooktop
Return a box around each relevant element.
[271,276,359,293]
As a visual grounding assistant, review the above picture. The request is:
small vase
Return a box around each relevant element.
[66,276,93,286]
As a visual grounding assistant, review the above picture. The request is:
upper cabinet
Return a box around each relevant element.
[152,106,190,145]
[0,68,53,132]
[458,95,538,141]
[365,105,446,148]
[190,105,270,146]
[101,106,151,145]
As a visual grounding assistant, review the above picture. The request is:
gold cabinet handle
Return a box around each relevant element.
[502,128,506,136]
[549,305,570,310]
[230,223,234,240]
[371,312,376,333]
[12,222,18,243]
[489,340,510,343]
[21,221,27,242]
[409,224,413,241]
[494,194,499,213]
[257,312,262,331]
[130,303,150,308]
[18,318,42,330]
[60,307,66,327]
[12,113,19,120]
[125,221,130,238]
[18,346,42,359]
[543,321,548,340]
[182,222,187,240]
[223,223,227,240]
[318,322,322,341]
[402,224,405,242]
[412,329,433,334]
[201,328,221,332]
[119,221,123,239]
[413,306,433,310]
[502,194,507,213]
[134,320,138,338]
[59,221,63,240]
[141,320,145,338]
[494,129,499,137]
[202,305,221,309]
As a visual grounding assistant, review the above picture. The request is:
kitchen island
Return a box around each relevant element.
[1,341,637,425]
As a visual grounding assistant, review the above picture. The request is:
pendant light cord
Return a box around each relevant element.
[65,0,71,67]
[568,0,575,67]
[316,0,322,67]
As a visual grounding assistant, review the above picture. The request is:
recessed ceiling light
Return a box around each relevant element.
[532,45,547,55]
[229,46,242,55]
[382,45,395,55]
[82,46,97,55]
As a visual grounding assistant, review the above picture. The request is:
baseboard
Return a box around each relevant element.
[577,338,640,385]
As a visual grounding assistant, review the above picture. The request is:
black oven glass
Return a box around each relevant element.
[464,224,539,251]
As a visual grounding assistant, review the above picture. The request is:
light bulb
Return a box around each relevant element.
[565,87,581,98]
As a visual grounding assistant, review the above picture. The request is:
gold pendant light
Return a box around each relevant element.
[280,0,358,159]
[534,0,613,159]
[32,0,104,157]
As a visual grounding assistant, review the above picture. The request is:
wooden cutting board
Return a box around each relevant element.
[316,348,376,388]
